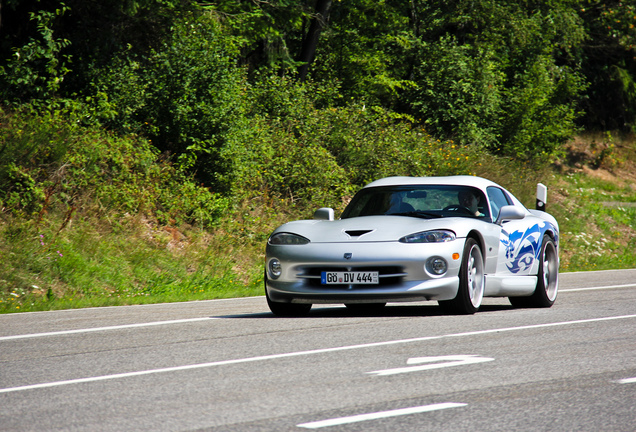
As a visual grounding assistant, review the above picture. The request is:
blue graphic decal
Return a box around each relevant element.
[501,222,555,274]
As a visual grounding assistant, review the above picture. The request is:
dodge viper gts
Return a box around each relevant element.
[265,176,559,316]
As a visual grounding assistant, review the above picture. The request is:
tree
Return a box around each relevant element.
[85,13,246,188]
[404,0,587,158]
[311,0,416,106]
[297,0,332,81]
[578,0,636,131]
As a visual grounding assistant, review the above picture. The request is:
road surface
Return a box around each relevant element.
[1,269,635,431]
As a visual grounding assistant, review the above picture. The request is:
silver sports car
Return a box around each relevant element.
[265,176,559,316]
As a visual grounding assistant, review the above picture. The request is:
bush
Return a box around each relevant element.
[403,0,587,160]
[0,4,71,106]
[221,114,351,208]
[317,106,468,188]
[222,76,476,208]
[498,57,585,160]
[0,107,227,228]
[83,13,246,187]
[408,37,503,149]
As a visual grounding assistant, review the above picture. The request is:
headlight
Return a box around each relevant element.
[268,232,310,245]
[399,230,456,243]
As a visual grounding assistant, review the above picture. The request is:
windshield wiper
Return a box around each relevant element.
[388,211,442,219]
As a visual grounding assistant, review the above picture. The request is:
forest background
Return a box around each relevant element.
[1,0,636,312]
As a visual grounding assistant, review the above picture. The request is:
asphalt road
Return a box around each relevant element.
[1,269,635,431]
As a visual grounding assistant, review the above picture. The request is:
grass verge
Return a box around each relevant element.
[2,133,635,314]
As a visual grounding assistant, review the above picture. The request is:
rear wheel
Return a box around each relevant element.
[265,275,312,317]
[509,235,558,308]
[439,238,484,314]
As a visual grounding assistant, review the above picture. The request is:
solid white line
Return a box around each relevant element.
[1,314,635,394]
[297,403,467,429]
[561,269,636,275]
[617,377,636,384]
[4,296,262,315]
[561,283,636,293]
[4,283,633,342]
[0,317,218,341]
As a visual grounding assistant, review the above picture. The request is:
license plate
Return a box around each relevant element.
[321,271,379,285]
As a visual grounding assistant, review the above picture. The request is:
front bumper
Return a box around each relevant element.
[265,240,463,304]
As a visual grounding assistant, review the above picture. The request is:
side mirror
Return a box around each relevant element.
[314,207,334,221]
[496,205,525,225]
[536,183,547,211]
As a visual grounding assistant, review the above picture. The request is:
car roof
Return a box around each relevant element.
[362,175,501,190]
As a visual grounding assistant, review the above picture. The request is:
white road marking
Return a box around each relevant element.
[617,377,636,384]
[3,282,633,342]
[560,283,636,292]
[296,402,467,429]
[1,314,635,394]
[368,355,494,376]
[0,317,219,341]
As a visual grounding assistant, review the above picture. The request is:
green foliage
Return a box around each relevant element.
[0,106,73,216]
[212,0,312,72]
[225,122,350,207]
[83,14,245,186]
[0,2,72,105]
[408,37,503,148]
[0,107,228,227]
[314,0,416,106]
[579,1,636,131]
[499,57,585,159]
[1,107,237,312]
[223,76,475,208]
[405,0,587,158]
[3,0,635,161]
[222,77,351,207]
[317,105,473,185]
[222,75,348,206]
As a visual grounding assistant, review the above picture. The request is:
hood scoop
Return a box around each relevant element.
[345,229,374,237]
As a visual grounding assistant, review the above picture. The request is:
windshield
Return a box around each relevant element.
[341,185,491,221]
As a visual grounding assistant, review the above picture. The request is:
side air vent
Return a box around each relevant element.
[345,230,373,237]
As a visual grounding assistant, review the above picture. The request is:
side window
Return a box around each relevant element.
[487,187,511,221]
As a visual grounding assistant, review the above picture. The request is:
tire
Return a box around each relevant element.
[509,234,558,308]
[265,275,312,317]
[439,238,484,314]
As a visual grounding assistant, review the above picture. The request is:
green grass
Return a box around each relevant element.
[0,216,265,313]
[2,126,636,314]
[550,172,636,272]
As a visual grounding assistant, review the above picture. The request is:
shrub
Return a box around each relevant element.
[222,76,476,209]
[83,13,246,187]
[408,37,504,149]
[0,4,71,106]
[0,107,227,228]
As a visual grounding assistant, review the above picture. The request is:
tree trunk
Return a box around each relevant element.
[297,0,332,82]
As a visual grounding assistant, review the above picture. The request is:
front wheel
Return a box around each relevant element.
[509,235,558,308]
[439,238,484,314]
[265,275,312,317]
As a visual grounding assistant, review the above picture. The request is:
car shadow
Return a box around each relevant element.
[212,303,515,319]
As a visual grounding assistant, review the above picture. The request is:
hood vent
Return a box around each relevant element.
[345,229,373,237]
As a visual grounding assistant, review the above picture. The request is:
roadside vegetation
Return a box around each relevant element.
[1,1,635,313]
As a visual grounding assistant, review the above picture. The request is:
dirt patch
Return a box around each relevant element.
[560,133,636,187]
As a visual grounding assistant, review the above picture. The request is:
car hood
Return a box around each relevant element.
[271,215,484,243]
